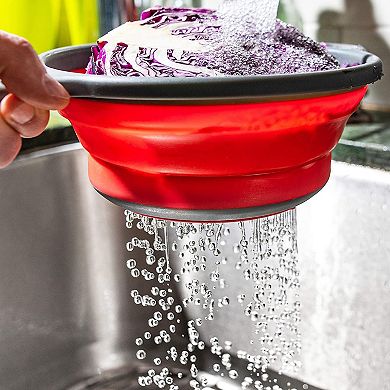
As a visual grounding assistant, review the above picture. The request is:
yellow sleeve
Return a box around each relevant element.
[0,0,98,53]
[57,0,99,48]
[0,0,61,53]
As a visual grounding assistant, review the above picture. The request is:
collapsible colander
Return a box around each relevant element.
[40,43,382,222]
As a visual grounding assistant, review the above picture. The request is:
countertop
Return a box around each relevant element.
[333,111,390,171]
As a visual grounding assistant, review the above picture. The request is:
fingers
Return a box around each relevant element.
[0,115,21,169]
[0,31,69,168]
[1,94,49,138]
[0,31,70,110]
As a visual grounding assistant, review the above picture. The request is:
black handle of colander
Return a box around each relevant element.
[0,77,73,101]
[0,73,85,101]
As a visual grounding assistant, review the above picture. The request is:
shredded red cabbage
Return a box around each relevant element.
[86,6,341,78]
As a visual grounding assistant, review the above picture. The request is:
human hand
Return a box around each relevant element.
[0,31,70,168]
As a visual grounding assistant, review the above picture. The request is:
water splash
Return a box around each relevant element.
[217,0,280,35]
[203,0,339,75]
[124,210,301,389]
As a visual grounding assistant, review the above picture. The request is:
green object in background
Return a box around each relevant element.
[0,0,99,53]
[278,0,303,30]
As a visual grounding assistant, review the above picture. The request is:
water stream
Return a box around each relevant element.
[125,209,301,389]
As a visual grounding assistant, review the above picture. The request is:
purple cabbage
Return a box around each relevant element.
[86,7,341,78]
[140,7,216,22]
[86,41,108,75]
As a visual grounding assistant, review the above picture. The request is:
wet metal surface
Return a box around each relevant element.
[0,145,389,389]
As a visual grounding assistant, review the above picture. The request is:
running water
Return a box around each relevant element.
[205,0,280,75]
[217,0,279,34]
[125,210,301,389]
[205,0,338,75]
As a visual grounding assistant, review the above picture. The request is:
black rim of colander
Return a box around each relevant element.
[40,43,383,103]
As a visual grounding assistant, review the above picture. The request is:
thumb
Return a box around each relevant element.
[0,31,69,110]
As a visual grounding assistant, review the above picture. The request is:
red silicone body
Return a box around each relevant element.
[60,87,367,211]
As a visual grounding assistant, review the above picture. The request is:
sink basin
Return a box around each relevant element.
[0,143,389,389]
[297,162,390,389]
[177,161,390,390]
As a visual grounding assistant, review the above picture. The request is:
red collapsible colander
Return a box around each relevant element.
[40,43,382,222]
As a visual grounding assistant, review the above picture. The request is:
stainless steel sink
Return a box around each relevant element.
[297,162,390,390]
[179,160,390,390]
[0,143,389,389]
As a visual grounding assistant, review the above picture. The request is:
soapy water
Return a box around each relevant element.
[124,209,301,389]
